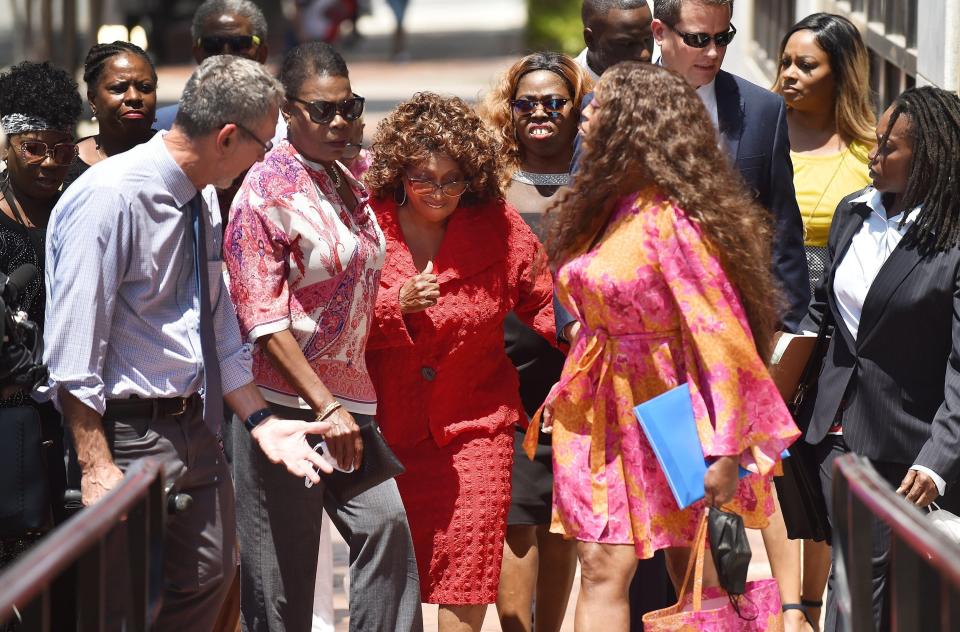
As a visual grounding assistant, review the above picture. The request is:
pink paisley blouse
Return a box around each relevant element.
[538,190,799,557]
[224,140,385,414]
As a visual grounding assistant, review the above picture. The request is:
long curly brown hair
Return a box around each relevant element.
[366,92,503,205]
[480,51,593,177]
[547,62,780,356]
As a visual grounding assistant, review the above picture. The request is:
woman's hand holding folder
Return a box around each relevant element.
[703,455,739,507]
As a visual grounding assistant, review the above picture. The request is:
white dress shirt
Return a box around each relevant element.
[832,187,945,495]
[41,133,253,414]
[573,48,601,84]
[696,79,719,130]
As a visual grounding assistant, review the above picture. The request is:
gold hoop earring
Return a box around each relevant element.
[394,185,407,206]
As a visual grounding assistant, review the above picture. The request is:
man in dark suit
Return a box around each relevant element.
[651,0,809,331]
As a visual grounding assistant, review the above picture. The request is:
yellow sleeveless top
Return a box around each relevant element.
[792,139,872,247]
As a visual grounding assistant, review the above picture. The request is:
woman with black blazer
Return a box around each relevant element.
[800,86,960,632]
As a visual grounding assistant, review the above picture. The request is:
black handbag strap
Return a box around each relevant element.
[790,307,834,414]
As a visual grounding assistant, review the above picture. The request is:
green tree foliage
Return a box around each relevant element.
[527,0,583,55]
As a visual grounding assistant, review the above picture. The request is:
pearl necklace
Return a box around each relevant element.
[511,169,570,187]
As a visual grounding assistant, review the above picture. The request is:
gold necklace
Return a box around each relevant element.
[325,163,342,189]
[801,144,850,242]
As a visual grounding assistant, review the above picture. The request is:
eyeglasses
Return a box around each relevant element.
[405,176,469,198]
[231,122,273,154]
[665,22,737,48]
[197,34,261,56]
[510,97,569,115]
[17,140,78,166]
[287,94,366,124]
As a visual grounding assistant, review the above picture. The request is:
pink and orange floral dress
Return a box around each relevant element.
[543,190,799,557]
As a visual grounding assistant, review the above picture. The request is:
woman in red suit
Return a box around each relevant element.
[365,92,556,632]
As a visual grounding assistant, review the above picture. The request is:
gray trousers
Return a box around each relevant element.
[106,396,236,632]
[231,407,423,632]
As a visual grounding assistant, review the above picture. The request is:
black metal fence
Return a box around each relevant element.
[0,459,166,631]
[832,453,960,630]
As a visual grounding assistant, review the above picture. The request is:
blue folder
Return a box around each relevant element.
[633,383,750,510]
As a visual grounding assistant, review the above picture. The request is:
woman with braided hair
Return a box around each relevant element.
[799,85,960,631]
[63,41,157,189]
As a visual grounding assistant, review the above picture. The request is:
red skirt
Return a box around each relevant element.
[392,425,514,604]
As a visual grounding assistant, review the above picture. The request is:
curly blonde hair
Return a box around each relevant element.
[480,52,592,176]
[366,92,503,205]
[547,62,780,356]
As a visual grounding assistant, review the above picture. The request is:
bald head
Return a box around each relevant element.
[582,0,650,24]
[582,0,654,75]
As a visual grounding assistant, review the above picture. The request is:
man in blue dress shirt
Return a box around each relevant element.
[41,56,332,631]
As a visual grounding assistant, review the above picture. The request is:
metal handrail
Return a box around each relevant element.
[0,458,165,628]
[832,453,960,630]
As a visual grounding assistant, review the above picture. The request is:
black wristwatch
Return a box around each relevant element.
[244,407,273,432]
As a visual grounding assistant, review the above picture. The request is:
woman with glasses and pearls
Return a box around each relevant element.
[224,42,422,632]
[0,61,80,574]
[479,51,590,632]
[365,92,556,632]
[63,41,158,190]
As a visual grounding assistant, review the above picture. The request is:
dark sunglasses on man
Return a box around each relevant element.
[287,94,366,125]
[666,22,737,48]
[197,34,261,56]
[510,97,569,116]
[17,140,78,166]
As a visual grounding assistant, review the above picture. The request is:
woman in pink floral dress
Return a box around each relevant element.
[533,63,800,630]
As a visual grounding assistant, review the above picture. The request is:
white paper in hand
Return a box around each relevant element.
[304,440,354,488]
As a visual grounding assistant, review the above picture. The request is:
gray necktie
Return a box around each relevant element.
[188,194,224,434]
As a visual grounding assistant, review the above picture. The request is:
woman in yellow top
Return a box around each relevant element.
[772,13,875,631]
[775,13,875,293]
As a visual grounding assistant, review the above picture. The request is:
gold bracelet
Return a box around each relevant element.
[315,401,342,423]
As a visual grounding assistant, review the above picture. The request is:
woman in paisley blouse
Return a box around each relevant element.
[537,62,799,630]
[223,42,421,632]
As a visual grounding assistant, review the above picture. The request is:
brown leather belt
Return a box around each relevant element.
[103,395,198,421]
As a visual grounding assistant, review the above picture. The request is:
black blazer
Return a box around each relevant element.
[800,189,960,484]
[714,70,809,332]
[558,71,810,335]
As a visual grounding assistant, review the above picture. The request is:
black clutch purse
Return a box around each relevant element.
[0,404,52,536]
[323,418,405,503]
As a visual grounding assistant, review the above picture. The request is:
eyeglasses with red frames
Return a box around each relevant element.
[405,176,469,198]
[665,22,737,48]
[17,140,78,166]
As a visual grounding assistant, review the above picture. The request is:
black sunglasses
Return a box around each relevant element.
[197,34,261,55]
[666,22,737,48]
[287,94,366,124]
[510,97,569,115]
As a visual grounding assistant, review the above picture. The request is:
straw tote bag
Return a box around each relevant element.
[643,510,784,631]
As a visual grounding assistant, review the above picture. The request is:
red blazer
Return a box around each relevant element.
[366,197,556,448]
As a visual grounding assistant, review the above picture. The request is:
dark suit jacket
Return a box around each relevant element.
[556,70,809,336]
[714,70,808,331]
[800,189,960,484]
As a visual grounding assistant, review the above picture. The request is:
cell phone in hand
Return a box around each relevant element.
[304,440,354,488]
